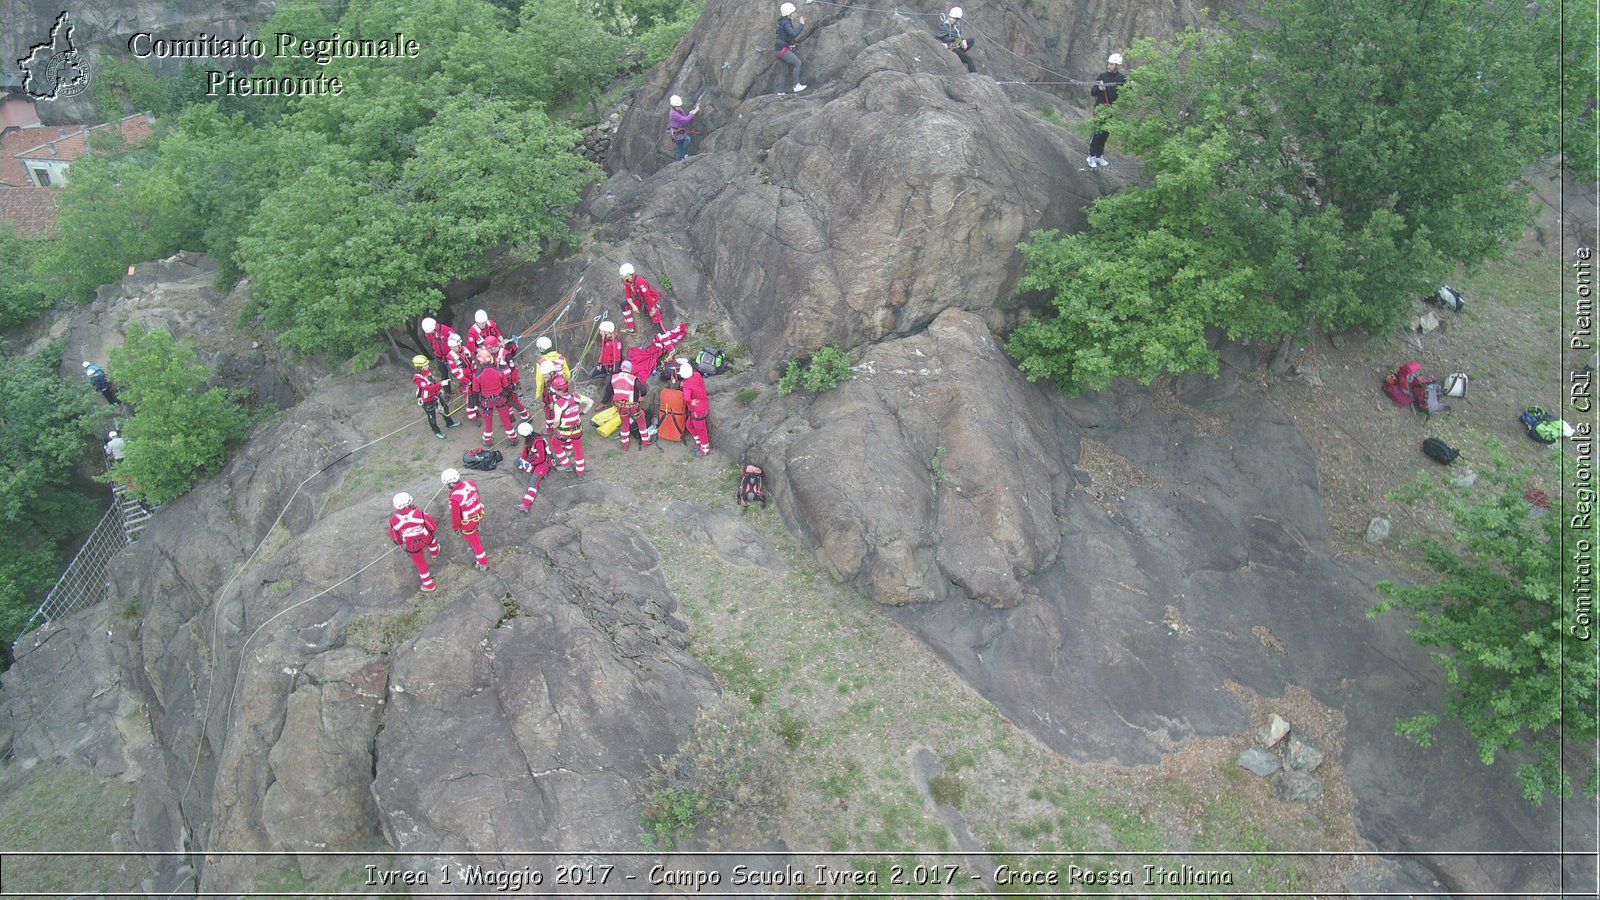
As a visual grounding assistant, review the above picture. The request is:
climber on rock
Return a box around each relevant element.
[619,263,666,335]
[1086,52,1126,169]
[389,491,442,592]
[773,2,810,95]
[936,7,976,73]
[668,94,702,161]
[442,468,492,571]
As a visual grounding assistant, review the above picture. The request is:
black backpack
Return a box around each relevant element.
[694,347,728,376]
[737,463,767,507]
[463,448,504,471]
[1421,437,1460,465]
[1429,285,1466,312]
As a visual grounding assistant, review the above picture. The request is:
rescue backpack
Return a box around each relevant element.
[1411,378,1450,416]
[1429,285,1466,312]
[463,447,504,471]
[1383,361,1422,406]
[1421,437,1460,465]
[694,347,729,376]
[1520,406,1562,445]
[737,463,768,508]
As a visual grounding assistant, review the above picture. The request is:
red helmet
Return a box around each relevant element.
[485,334,500,348]
[549,374,570,392]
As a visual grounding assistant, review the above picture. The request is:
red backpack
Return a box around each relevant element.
[1382,361,1422,406]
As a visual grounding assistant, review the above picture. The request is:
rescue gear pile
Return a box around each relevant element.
[1427,285,1466,312]
[1382,361,1423,406]
[1520,406,1564,444]
[693,347,729,376]
[462,447,504,471]
[737,464,768,507]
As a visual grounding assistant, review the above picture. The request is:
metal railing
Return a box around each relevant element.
[31,484,153,625]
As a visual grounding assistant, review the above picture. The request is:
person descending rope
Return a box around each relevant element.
[935,7,976,73]
[515,422,554,512]
[620,263,667,335]
[773,2,810,95]
[547,374,595,476]
[442,468,492,571]
[413,354,459,439]
[668,94,702,161]
[445,333,479,421]
[82,361,122,406]
[611,360,651,451]
[419,316,457,404]
[1087,52,1126,169]
[389,492,442,592]
[466,308,503,354]
[104,430,126,467]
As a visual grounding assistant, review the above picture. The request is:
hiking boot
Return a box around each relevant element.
[421,584,437,593]
[518,504,531,514]
[434,431,446,440]
[475,562,491,571]
[446,420,461,428]
[793,83,807,93]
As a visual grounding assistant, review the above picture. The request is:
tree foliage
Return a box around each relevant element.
[0,223,50,327]
[1370,459,1599,804]
[1009,0,1557,392]
[0,344,101,662]
[107,323,252,505]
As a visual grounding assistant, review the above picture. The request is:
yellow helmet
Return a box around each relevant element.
[412,355,430,368]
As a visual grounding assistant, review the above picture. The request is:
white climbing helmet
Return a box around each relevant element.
[392,492,412,510]
[599,320,615,334]
[108,430,118,439]
[949,6,962,18]
[516,421,534,437]
[678,361,694,379]
[440,468,461,485]
[82,360,91,369]
[447,333,462,347]
[421,317,437,333]
[619,262,635,278]
[780,2,796,15]
[1108,52,1124,65]
[670,95,683,108]
[536,336,553,352]
[474,309,488,324]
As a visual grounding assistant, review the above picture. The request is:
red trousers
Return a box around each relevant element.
[618,408,649,448]
[459,524,489,565]
[404,540,440,590]
[481,403,515,445]
[552,431,586,476]
[520,467,550,509]
[687,416,710,453]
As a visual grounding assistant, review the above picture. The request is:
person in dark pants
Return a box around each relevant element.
[1087,53,1126,168]
[82,361,122,406]
[773,2,809,95]
[935,7,975,73]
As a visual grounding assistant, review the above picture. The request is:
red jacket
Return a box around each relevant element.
[467,320,503,352]
[446,346,476,385]
[611,370,642,408]
[389,507,438,550]
[473,364,511,405]
[552,393,585,434]
[681,372,710,419]
[414,370,446,403]
[425,323,458,359]
[599,334,623,370]
[520,434,552,473]
[624,275,663,322]
[449,480,485,531]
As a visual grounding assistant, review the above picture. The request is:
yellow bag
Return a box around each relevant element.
[591,405,621,437]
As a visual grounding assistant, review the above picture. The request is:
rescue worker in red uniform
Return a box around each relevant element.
[442,468,492,570]
[473,347,518,446]
[420,317,457,403]
[515,421,554,512]
[680,361,712,456]
[597,320,624,375]
[446,333,479,421]
[611,360,650,450]
[547,374,594,476]
[487,335,530,421]
[466,308,503,354]
[619,263,666,334]
[412,355,459,439]
[389,491,441,592]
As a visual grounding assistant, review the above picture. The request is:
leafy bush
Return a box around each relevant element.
[107,323,252,504]
[0,343,100,664]
[777,345,852,396]
[1369,456,1598,804]
[637,1,703,66]
[639,698,787,850]
[0,224,50,327]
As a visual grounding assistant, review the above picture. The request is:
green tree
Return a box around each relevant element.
[107,323,252,505]
[1561,1,1599,182]
[1009,0,1557,391]
[0,344,101,662]
[0,223,49,327]
[34,146,198,303]
[1369,461,1599,804]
